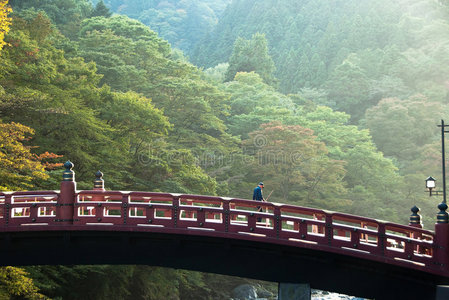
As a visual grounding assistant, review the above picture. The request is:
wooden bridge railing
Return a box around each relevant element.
[0,161,448,278]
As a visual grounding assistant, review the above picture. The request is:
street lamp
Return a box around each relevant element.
[426,176,436,189]
[426,120,449,223]
[426,176,442,196]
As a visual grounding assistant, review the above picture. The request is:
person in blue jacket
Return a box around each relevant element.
[253,182,265,202]
[253,182,265,222]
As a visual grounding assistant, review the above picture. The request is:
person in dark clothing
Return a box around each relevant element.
[253,182,264,201]
[253,182,264,222]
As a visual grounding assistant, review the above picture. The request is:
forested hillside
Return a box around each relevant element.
[97,0,232,54]
[1,0,448,298]
[194,0,449,119]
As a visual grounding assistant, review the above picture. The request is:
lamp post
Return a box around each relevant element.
[425,120,449,223]
[426,121,449,273]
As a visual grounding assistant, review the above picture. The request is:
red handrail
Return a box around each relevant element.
[0,189,446,277]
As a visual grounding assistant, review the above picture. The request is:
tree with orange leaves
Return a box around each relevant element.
[243,122,347,209]
[0,121,60,191]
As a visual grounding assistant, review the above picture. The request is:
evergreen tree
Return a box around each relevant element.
[309,53,326,87]
[92,0,112,18]
[225,32,277,86]
[296,52,311,87]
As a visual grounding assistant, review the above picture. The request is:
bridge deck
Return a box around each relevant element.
[0,189,444,278]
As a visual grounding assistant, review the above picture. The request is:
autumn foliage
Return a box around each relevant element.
[0,121,51,191]
[0,0,11,52]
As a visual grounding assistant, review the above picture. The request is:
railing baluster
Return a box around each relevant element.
[4,194,11,227]
[351,227,360,249]
[122,194,129,225]
[274,206,281,239]
[326,214,333,246]
[223,201,230,233]
[197,207,205,227]
[95,202,104,222]
[377,223,386,257]
[404,238,414,260]
[30,203,38,223]
[299,219,307,240]
[172,197,179,228]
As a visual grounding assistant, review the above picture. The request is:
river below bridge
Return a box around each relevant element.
[312,290,366,299]
[231,284,367,299]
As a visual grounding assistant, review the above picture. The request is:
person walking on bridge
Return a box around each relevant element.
[253,182,265,202]
[253,182,264,222]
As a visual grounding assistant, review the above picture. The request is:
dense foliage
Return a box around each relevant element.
[0,0,12,51]
[225,33,276,86]
[194,0,449,120]
[99,0,231,54]
[1,0,448,298]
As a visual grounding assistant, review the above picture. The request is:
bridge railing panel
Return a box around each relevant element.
[227,199,277,237]
[278,205,327,244]
[126,202,174,227]
[126,192,175,227]
[75,191,179,227]
[2,192,58,226]
[330,214,380,253]
[176,195,226,232]
[330,223,380,255]
[278,215,327,244]
[177,206,226,232]
[74,191,124,225]
[382,223,434,265]
[178,206,222,227]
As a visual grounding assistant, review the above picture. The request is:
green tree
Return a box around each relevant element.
[296,52,310,87]
[203,62,229,83]
[9,0,93,39]
[91,0,112,18]
[365,95,443,162]
[77,15,236,160]
[102,0,231,54]
[225,33,277,86]
[309,53,327,87]
[224,72,293,138]
[326,58,370,119]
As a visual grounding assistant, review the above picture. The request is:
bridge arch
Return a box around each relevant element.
[0,228,446,299]
[1,162,449,299]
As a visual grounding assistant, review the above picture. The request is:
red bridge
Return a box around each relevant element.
[1,162,449,299]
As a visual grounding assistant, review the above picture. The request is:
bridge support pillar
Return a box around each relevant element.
[436,285,449,299]
[434,223,449,272]
[278,283,311,300]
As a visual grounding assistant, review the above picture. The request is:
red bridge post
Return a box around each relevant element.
[57,161,76,225]
[93,171,104,191]
[409,206,423,254]
[92,171,105,204]
[434,203,449,272]
[409,206,422,229]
